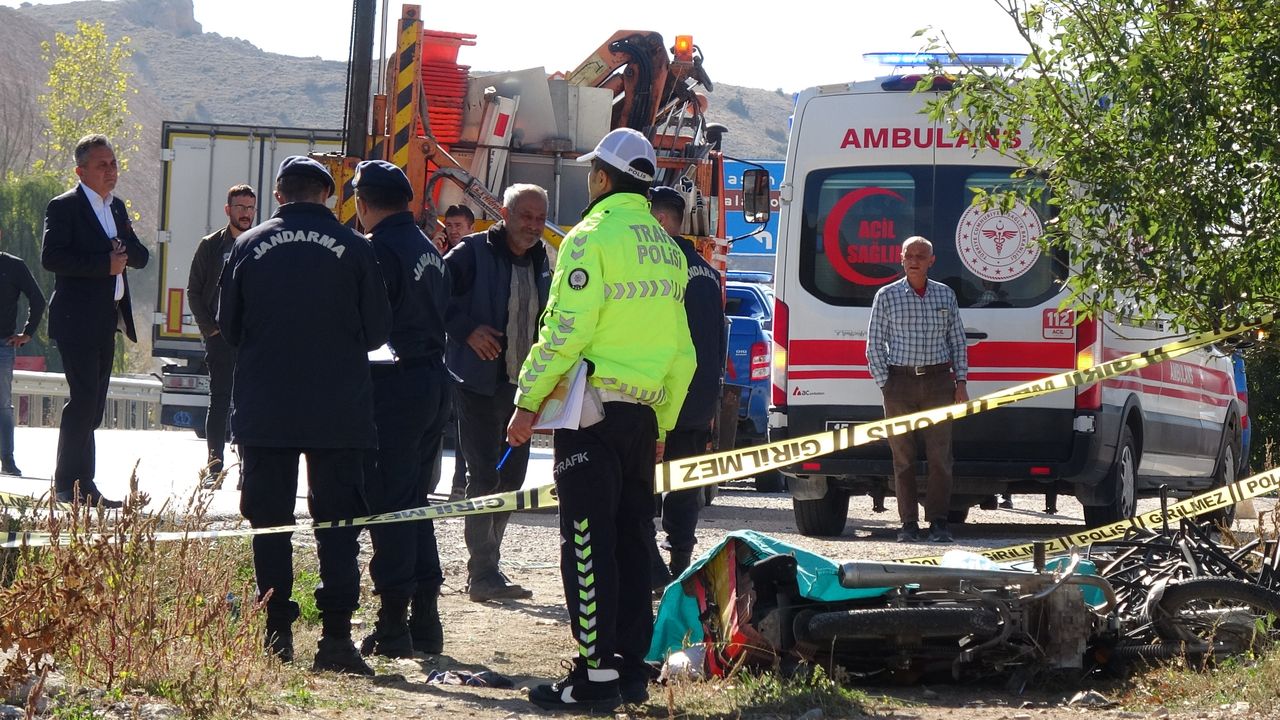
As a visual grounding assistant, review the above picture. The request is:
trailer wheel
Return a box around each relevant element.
[793,484,849,537]
[1084,425,1137,526]
[755,470,786,493]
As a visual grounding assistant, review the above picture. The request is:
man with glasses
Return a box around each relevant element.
[188,184,256,487]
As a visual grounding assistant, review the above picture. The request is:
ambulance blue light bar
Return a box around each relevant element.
[864,52,1027,68]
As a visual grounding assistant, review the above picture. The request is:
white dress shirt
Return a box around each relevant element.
[80,182,124,301]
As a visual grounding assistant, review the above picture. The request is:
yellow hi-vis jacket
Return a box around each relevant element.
[514,192,696,437]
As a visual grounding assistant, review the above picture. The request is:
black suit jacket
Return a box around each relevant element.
[41,185,149,343]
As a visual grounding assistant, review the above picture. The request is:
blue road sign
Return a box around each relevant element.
[724,159,784,256]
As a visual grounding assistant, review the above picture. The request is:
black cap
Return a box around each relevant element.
[649,185,686,215]
[352,159,413,200]
[277,155,335,192]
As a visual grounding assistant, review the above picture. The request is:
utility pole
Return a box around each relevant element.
[345,0,376,159]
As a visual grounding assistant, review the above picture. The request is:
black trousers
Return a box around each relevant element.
[366,362,449,600]
[54,336,115,494]
[204,332,236,464]
[454,382,531,581]
[660,428,710,553]
[239,446,368,619]
[554,402,657,669]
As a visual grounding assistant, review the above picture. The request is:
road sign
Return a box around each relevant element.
[724,159,784,256]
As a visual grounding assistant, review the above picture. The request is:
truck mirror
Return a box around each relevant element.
[742,168,771,225]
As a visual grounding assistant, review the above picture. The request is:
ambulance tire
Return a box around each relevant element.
[755,470,786,493]
[1201,416,1240,528]
[703,484,718,507]
[947,508,970,524]
[1083,425,1138,527]
[793,485,850,537]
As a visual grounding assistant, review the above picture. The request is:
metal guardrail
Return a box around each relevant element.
[12,370,161,430]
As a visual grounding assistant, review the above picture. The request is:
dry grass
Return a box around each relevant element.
[0,467,285,718]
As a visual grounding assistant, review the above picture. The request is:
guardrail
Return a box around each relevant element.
[12,370,161,430]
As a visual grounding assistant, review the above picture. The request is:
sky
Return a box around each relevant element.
[0,0,1031,91]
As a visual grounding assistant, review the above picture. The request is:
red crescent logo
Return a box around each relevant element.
[822,186,906,286]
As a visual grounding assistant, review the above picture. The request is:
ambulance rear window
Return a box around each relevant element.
[797,166,1066,307]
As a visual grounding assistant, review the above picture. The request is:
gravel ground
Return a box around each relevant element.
[267,481,1276,720]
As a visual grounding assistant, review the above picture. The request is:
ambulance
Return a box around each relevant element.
[769,55,1245,536]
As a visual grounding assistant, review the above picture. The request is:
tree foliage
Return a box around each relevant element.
[39,20,143,180]
[924,0,1280,334]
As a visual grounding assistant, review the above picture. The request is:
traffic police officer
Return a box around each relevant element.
[647,185,726,582]
[507,128,696,712]
[350,160,452,659]
[219,155,391,676]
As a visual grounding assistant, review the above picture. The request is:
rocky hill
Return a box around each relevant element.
[0,0,791,361]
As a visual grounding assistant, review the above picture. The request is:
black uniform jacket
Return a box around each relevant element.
[41,186,149,343]
[675,235,727,430]
[218,202,391,448]
[369,212,450,361]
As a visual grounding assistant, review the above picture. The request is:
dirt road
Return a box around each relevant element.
[274,483,1271,720]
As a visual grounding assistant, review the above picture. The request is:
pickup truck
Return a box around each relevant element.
[724,280,783,492]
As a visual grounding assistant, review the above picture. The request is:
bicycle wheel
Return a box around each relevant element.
[1153,578,1280,654]
[803,606,1002,643]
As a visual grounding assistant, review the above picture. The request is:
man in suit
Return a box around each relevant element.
[41,134,149,508]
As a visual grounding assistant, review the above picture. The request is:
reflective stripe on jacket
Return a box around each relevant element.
[514,192,696,436]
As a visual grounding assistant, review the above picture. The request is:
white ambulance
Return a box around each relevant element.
[770,57,1245,536]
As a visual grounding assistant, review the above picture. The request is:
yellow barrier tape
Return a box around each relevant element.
[0,484,557,549]
[897,463,1280,564]
[0,315,1268,549]
[655,314,1273,494]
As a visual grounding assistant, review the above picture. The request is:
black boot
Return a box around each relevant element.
[528,658,622,712]
[313,613,374,676]
[360,597,414,659]
[668,549,693,578]
[409,589,444,654]
[264,602,299,663]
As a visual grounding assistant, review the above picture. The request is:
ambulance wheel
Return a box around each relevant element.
[755,470,786,493]
[193,421,207,440]
[1202,415,1241,528]
[793,485,849,537]
[1084,425,1138,527]
[947,508,970,524]
[703,484,718,507]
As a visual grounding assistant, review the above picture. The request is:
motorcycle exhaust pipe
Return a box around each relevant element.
[839,561,1058,591]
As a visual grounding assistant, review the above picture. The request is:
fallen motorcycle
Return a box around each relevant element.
[648,529,1280,685]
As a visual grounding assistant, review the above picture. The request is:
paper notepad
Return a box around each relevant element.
[533,359,603,430]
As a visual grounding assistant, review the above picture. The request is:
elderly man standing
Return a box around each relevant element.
[41,134,149,508]
[444,184,551,602]
[219,156,390,675]
[866,236,968,544]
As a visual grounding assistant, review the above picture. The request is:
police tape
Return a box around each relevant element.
[655,313,1273,494]
[0,314,1269,549]
[896,463,1280,565]
[0,483,558,549]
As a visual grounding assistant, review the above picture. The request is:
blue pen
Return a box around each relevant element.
[496,446,513,470]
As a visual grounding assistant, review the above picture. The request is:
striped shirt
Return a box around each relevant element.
[866,277,968,387]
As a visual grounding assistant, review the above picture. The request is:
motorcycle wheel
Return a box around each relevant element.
[1152,578,1280,656]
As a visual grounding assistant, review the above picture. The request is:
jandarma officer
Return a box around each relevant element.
[350,160,452,660]
[218,155,391,675]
